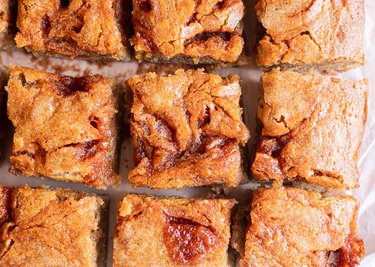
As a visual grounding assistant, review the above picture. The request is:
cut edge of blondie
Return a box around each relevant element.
[134,50,250,67]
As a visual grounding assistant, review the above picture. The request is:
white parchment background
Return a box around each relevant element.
[353,2,375,266]
[0,1,373,266]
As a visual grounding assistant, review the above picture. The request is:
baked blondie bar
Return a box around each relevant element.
[256,0,365,72]
[239,187,364,267]
[113,194,236,266]
[0,186,107,266]
[8,66,120,189]
[15,0,130,60]
[127,69,250,189]
[131,0,245,65]
[252,70,367,190]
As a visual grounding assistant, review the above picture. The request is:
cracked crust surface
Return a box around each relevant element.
[127,69,250,189]
[240,187,365,267]
[113,194,236,266]
[15,0,130,60]
[0,186,106,266]
[131,0,245,64]
[251,70,367,190]
[8,66,120,189]
[256,0,365,72]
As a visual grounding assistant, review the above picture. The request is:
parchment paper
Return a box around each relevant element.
[0,1,373,266]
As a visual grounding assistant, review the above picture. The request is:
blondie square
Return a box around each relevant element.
[113,194,236,266]
[256,0,365,72]
[127,69,250,189]
[0,0,15,49]
[0,186,107,266]
[240,187,364,267]
[131,0,245,65]
[8,66,120,189]
[251,70,367,190]
[15,0,130,60]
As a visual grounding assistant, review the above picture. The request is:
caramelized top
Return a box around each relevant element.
[54,75,101,96]
[252,70,368,189]
[164,215,222,265]
[8,66,119,189]
[256,0,364,69]
[131,0,245,62]
[240,187,365,267]
[114,194,236,266]
[0,186,105,266]
[128,69,250,188]
[15,0,128,59]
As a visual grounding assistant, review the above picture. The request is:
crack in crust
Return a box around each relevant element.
[131,0,245,63]
[8,66,120,189]
[127,69,250,189]
[114,194,236,266]
[15,0,129,60]
[240,187,365,267]
[256,0,365,72]
[0,186,106,266]
[251,70,368,190]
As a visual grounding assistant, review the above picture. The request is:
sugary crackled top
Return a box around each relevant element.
[131,0,245,62]
[8,66,119,189]
[240,187,364,267]
[128,69,250,188]
[15,0,128,59]
[251,70,367,189]
[114,195,236,266]
[256,0,364,67]
[0,186,104,266]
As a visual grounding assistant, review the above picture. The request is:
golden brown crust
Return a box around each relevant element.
[0,0,15,49]
[256,0,365,71]
[251,70,368,190]
[127,69,250,189]
[113,194,236,266]
[15,0,129,60]
[131,0,245,64]
[0,186,11,226]
[8,66,120,189]
[240,187,365,267]
[0,1,10,35]
[0,186,106,266]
